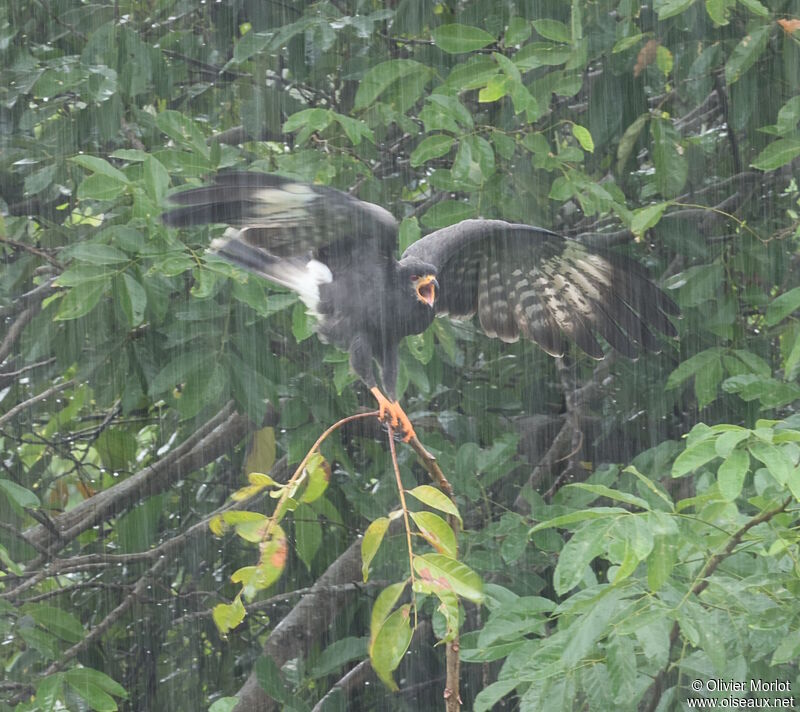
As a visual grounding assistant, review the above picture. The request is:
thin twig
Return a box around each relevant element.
[311,659,375,712]
[0,380,76,429]
[408,435,453,497]
[0,307,36,365]
[0,236,62,268]
[256,411,378,553]
[40,558,167,678]
[387,426,417,626]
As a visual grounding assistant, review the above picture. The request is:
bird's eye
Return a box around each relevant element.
[410,274,419,281]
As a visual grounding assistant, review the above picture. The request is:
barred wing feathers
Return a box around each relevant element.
[402,220,678,359]
[162,171,397,259]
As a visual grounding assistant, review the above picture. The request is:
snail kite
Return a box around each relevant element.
[162,172,679,441]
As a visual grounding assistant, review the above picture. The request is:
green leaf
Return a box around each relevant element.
[310,637,368,679]
[36,674,64,712]
[156,110,209,158]
[370,582,407,645]
[299,455,328,503]
[410,135,455,167]
[68,243,129,265]
[120,273,147,327]
[766,287,800,325]
[55,264,114,287]
[560,589,621,664]
[751,138,800,171]
[773,96,800,135]
[333,113,375,145]
[737,0,768,15]
[231,30,271,64]
[654,0,696,19]
[475,680,519,712]
[666,348,723,390]
[354,59,431,110]
[694,351,723,407]
[370,604,413,690]
[613,33,646,54]
[406,485,462,524]
[143,155,169,202]
[413,553,484,603]
[477,75,508,103]
[294,503,321,570]
[254,655,290,703]
[149,351,215,395]
[513,42,572,70]
[607,634,637,703]
[529,507,628,533]
[505,17,532,46]
[70,155,129,183]
[65,669,126,699]
[672,438,719,477]
[771,628,800,665]
[717,448,750,501]
[715,428,750,458]
[532,19,571,43]
[28,605,85,642]
[361,517,390,581]
[656,45,674,75]
[565,483,651,510]
[651,119,687,198]
[647,535,675,591]
[420,200,477,228]
[425,582,460,642]
[431,24,495,54]
[571,124,594,152]
[0,478,40,509]
[724,25,770,84]
[748,441,792,485]
[209,698,239,712]
[55,279,108,320]
[410,511,458,558]
[398,217,422,255]
[705,0,735,25]
[631,202,670,236]
[283,107,332,134]
[77,174,128,201]
[25,164,57,196]
[212,595,246,635]
[64,669,120,712]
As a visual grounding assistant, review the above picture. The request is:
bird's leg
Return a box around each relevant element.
[369,387,416,442]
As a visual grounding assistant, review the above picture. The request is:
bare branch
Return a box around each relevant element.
[20,401,251,555]
[0,379,76,429]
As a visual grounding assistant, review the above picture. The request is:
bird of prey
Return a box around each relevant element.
[162,171,678,441]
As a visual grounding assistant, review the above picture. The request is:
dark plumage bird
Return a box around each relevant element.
[162,171,679,440]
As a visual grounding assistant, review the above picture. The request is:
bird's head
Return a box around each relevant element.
[399,259,438,309]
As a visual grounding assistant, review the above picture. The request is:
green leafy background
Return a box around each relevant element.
[1,0,800,709]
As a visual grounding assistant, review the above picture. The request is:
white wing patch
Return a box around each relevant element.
[253,185,316,220]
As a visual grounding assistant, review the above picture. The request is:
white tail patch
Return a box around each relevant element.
[296,259,333,315]
[261,257,332,316]
[210,229,331,316]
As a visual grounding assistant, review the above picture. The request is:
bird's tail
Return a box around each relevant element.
[210,229,332,316]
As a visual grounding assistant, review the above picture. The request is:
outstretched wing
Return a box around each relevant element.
[401,219,678,359]
[162,171,398,260]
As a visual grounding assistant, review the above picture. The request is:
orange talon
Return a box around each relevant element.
[370,387,390,421]
[369,388,416,442]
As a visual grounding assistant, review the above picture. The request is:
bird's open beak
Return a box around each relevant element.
[415,275,438,307]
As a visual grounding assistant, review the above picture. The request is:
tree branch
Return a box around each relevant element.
[20,401,251,556]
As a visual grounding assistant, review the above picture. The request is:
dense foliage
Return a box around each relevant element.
[2,0,800,710]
